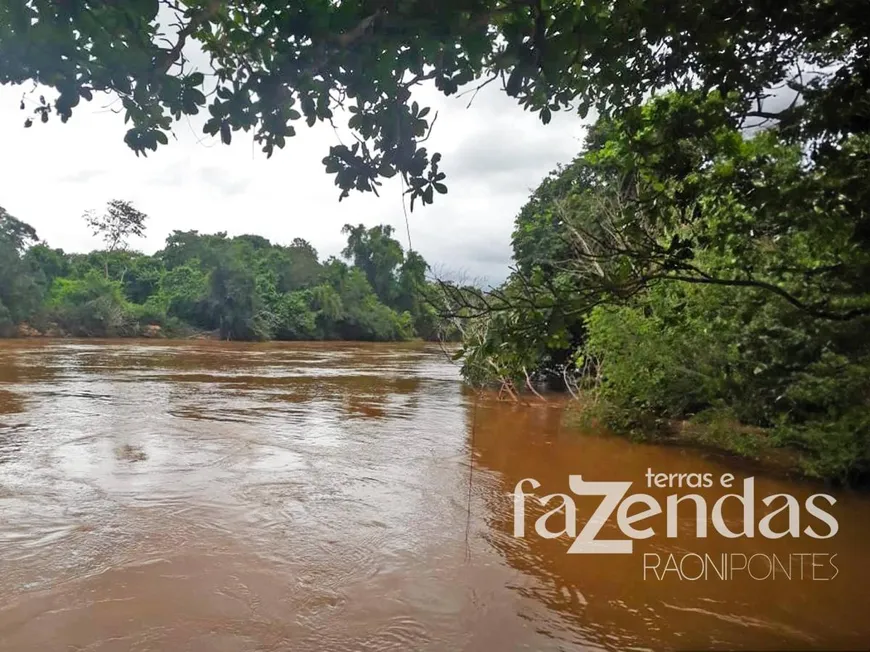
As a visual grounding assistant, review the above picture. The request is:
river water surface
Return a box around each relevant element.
[0,340,868,651]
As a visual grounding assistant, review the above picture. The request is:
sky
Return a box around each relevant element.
[1,70,588,286]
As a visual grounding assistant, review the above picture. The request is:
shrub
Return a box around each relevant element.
[46,273,131,336]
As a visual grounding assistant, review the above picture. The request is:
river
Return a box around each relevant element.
[0,339,868,651]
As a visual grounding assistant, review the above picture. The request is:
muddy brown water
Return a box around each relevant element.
[0,339,868,651]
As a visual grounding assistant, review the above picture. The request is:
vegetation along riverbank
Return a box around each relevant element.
[0,203,449,343]
[450,98,870,486]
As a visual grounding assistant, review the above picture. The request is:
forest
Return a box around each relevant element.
[0,203,442,342]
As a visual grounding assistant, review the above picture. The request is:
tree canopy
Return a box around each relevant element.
[0,204,453,342]
[2,0,867,204]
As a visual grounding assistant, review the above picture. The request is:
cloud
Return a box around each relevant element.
[56,168,107,184]
[145,156,191,187]
[197,165,252,196]
[446,122,579,194]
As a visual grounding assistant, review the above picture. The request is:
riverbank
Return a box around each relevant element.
[8,323,450,344]
[563,397,858,486]
[12,321,213,340]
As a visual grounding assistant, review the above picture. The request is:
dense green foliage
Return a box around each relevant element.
[458,91,870,483]
[3,0,866,207]
[0,207,444,342]
[0,207,41,336]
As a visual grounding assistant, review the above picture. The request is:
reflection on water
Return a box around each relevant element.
[0,339,868,651]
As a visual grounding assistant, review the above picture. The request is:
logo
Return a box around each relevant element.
[512,469,840,580]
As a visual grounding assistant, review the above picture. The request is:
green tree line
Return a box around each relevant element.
[453,92,870,484]
[0,205,446,343]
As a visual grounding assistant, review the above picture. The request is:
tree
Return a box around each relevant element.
[83,200,148,278]
[0,207,41,334]
[160,263,209,325]
[271,239,323,292]
[0,206,38,250]
[550,92,870,322]
[46,272,130,337]
[208,253,272,340]
[24,244,70,288]
[159,230,228,270]
[3,0,867,206]
[341,224,404,306]
[396,250,427,312]
[123,255,165,304]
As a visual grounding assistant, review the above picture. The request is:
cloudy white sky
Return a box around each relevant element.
[1,73,587,285]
